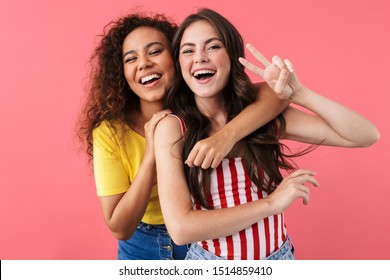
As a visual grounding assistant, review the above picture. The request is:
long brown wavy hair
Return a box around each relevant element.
[76,13,177,161]
[165,8,298,209]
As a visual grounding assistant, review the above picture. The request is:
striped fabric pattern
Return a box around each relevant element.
[194,157,287,260]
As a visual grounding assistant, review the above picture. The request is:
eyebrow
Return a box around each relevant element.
[123,41,164,59]
[180,37,222,50]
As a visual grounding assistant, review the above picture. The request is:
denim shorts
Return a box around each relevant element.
[185,236,295,260]
[117,222,188,260]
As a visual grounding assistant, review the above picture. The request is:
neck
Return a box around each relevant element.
[195,95,227,135]
[195,94,225,118]
[130,100,164,136]
[139,100,164,121]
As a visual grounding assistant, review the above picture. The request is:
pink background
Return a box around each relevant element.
[0,0,389,260]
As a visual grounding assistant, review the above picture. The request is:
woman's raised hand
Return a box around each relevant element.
[239,43,303,100]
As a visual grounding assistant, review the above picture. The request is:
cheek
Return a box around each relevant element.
[165,68,175,85]
[160,56,175,80]
[179,56,188,72]
[165,62,175,80]
[181,70,192,85]
[179,59,191,81]
[123,65,135,82]
[220,56,231,82]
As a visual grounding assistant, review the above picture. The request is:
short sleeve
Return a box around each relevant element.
[93,122,130,196]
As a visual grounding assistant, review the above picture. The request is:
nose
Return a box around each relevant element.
[138,55,153,70]
[194,50,209,64]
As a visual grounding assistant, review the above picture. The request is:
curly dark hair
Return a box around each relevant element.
[165,8,297,209]
[76,13,177,160]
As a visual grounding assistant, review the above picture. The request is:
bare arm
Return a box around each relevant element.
[98,156,156,240]
[281,87,380,147]
[154,116,318,245]
[96,111,170,240]
[239,44,380,147]
[185,82,288,169]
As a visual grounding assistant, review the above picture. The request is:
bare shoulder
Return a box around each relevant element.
[154,115,184,160]
[155,114,184,142]
[156,114,183,131]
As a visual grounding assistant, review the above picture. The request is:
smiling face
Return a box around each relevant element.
[122,26,175,104]
[178,20,231,101]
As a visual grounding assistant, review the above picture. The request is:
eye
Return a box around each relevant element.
[149,49,162,56]
[181,49,194,55]
[181,47,195,54]
[208,44,222,51]
[124,56,136,63]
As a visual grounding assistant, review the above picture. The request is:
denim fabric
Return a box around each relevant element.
[117,222,188,260]
[185,236,295,260]
[265,236,295,260]
[185,243,226,260]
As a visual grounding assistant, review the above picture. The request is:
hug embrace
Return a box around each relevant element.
[77,8,379,260]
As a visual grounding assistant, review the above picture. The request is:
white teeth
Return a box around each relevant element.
[193,70,216,77]
[141,74,161,84]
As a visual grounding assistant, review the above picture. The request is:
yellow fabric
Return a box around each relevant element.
[93,121,163,225]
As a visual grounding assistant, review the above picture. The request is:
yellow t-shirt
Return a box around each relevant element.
[93,121,163,225]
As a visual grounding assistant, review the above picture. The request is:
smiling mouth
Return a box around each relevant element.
[140,74,162,85]
[193,70,216,80]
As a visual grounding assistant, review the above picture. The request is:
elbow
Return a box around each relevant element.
[108,223,136,241]
[170,235,190,246]
[359,127,380,147]
[368,127,381,146]
[112,231,133,241]
[166,221,191,246]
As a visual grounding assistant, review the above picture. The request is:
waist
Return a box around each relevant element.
[196,213,287,260]
[138,221,166,229]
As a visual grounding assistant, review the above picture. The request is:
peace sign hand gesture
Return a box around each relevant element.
[239,44,303,100]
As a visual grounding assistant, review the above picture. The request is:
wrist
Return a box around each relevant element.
[222,124,238,143]
[254,197,278,219]
[290,85,308,105]
[142,149,156,165]
[262,196,282,216]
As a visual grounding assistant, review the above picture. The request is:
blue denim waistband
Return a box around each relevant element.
[138,221,166,230]
[266,236,295,260]
[118,221,189,260]
[185,236,295,260]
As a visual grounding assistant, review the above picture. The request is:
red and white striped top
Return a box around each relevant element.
[194,157,287,260]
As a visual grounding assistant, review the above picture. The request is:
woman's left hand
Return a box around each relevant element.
[185,129,233,169]
[239,43,303,100]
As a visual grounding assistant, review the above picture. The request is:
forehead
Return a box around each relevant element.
[123,26,169,50]
[181,20,219,43]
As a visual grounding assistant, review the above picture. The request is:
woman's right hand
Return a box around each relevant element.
[239,44,303,101]
[265,169,320,214]
[144,109,171,160]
